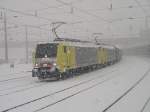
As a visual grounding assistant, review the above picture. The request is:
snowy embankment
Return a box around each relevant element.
[0,63,32,81]
[0,56,150,112]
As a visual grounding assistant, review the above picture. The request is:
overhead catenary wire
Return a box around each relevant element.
[30,0,88,23]
[55,0,110,23]
[30,0,72,16]
[0,6,95,32]
[133,0,150,28]
[30,0,100,25]
[110,16,150,23]
[0,0,149,23]
[84,4,150,12]
[0,21,51,32]
[0,0,149,40]
[133,0,148,15]
[27,0,150,25]
[30,0,65,12]
[0,1,149,31]
[0,6,54,22]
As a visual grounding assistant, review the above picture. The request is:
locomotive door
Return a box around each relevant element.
[63,46,70,69]
[56,44,75,72]
[65,46,76,69]
[56,44,68,72]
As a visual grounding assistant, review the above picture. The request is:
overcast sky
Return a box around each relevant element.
[0,0,150,42]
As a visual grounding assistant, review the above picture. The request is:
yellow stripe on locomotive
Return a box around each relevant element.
[56,43,76,72]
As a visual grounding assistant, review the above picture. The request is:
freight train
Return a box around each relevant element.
[32,38,121,80]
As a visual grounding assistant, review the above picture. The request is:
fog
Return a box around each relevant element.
[1,1,150,112]
[0,0,150,63]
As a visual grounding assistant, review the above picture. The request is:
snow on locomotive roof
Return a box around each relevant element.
[65,41,99,48]
[36,40,117,49]
[36,40,98,48]
[37,41,58,44]
[58,41,117,49]
[99,44,116,49]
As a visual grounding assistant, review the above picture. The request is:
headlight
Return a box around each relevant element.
[35,64,38,67]
[53,63,57,66]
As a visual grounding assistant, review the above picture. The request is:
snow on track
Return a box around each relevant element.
[0,56,150,112]
[7,69,123,112]
[31,56,150,112]
[102,68,150,112]
[142,97,150,112]
[0,67,121,112]
[0,72,35,93]
[0,57,123,112]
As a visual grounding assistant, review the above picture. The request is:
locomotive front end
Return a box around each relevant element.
[32,43,59,79]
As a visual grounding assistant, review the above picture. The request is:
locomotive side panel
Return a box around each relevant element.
[56,43,67,72]
[75,47,98,67]
[65,46,76,69]
[107,49,113,63]
[99,48,107,64]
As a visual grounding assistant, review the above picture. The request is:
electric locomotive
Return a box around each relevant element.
[32,38,121,80]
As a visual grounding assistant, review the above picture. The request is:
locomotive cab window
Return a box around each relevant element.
[35,43,58,58]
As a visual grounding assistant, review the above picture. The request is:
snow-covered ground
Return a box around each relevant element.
[0,63,32,81]
[0,55,150,112]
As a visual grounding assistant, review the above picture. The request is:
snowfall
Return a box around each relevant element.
[0,52,150,112]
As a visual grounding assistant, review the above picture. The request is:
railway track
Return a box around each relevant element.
[33,67,150,112]
[1,56,148,112]
[0,70,104,96]
[0,82,47,97]
[101,68,150,112]
[140,96,150,112]
[0,71,31,83]
[34,72,120,112]
[0,71,31,77]
[1,69,119,112]
[0,65,119,97]
[0,81,38,92]
[0,57,121,99]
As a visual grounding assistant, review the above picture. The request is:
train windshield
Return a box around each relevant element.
[35,43,58,58]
